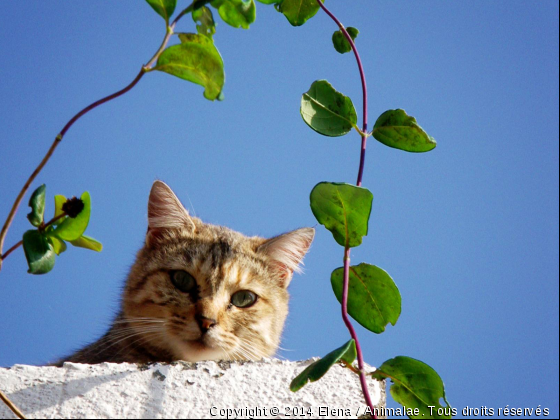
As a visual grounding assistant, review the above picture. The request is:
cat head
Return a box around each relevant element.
[121,181,314,362]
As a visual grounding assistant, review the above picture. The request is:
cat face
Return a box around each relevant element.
[121,181,314,362]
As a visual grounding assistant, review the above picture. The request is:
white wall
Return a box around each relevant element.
[0,359,385,419]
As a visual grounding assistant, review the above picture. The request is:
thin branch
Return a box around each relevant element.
[41,213,67,230]
[315,0,369,186]
[0,0,200,272]
[316,1,376,417]
[1,240,23,262]
[342,248,376,416]
[0,68,145,272]
[0,390,26,419]
[341,360,362,375]
[1,209,70,264]
[171,0,214,28]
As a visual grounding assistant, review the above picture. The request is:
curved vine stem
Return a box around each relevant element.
[0,1,206,272]
[1,240,23,263]
[316,1,376,417]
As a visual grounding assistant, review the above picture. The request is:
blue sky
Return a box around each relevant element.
[0,1,558,418]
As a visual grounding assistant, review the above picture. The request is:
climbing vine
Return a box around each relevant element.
[0,1,451,418]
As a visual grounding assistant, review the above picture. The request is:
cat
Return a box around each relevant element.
[54,181,314,365]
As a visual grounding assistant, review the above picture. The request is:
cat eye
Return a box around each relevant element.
[231,290,258,308]
[170,270,197,293]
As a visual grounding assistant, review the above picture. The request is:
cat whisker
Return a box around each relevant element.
[216,336,245,361]
[106,323,166,335]
[116,328,167,353]
[114,316,163,321]
[240,328,269,341]
[232,348,251,361]
[80,332,156,362]
[59,182,314,365]
[105,328,165,343]
[109,322,165,331]
[185,192,197,218]
[216,344,237,362]
[113,318,166,325]
[235,341,266,361]
[95,326,167,355]
[115,331,167,359]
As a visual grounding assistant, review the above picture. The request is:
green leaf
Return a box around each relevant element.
[53,195,67,226]
[50,191,91,241]
[192,6,216,38]
[49,236,67,256]
[290,340,356,392]
[155,33,225,101]
[332,27,359,54]
[211,0,256,29]
[279,0,323,26]
[301,80,357,137]
[144,0,177,22]
[22,230,56,274]
[256,0,279,4]
[331,263,401,334]
[372,357,451,419]
[70,235,103,252]
[372,109,437,153]
[310,182,373,248]
[27,184,46,227]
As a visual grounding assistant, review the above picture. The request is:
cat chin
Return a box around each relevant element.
[176,342,226,362]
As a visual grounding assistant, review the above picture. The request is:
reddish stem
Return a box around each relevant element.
[41,212,67,230]
[315,1,368,186]
[1,240,23,262]
[342,248,376,415]
[0,0,201,271]
[0,68,145,271]
[1,211,69,263]
[316,1,375,417]
[59,69,146,139]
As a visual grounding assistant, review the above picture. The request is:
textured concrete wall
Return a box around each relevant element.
[0,359,385,419]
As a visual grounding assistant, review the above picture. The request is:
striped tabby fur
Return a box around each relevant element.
[55,181,314,365]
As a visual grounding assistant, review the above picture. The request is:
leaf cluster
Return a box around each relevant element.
[144,1,449,415]
[145,0,328,101]
[23,185,101,274]
[4,2,451,417]
[289,11,450,418]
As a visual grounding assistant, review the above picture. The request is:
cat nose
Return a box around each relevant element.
[195,314,217,334]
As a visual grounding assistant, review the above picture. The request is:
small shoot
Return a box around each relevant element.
[332,27,359,54]
[290,339,357,392]
[211,0,256,29]
[21,185,102,275]
[144,0,178,24]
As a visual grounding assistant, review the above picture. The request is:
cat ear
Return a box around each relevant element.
[257,227,315,287]
[146,181,195,245]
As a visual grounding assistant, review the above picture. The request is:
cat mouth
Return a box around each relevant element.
[177,337,227,362]
[185,337,215,350]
